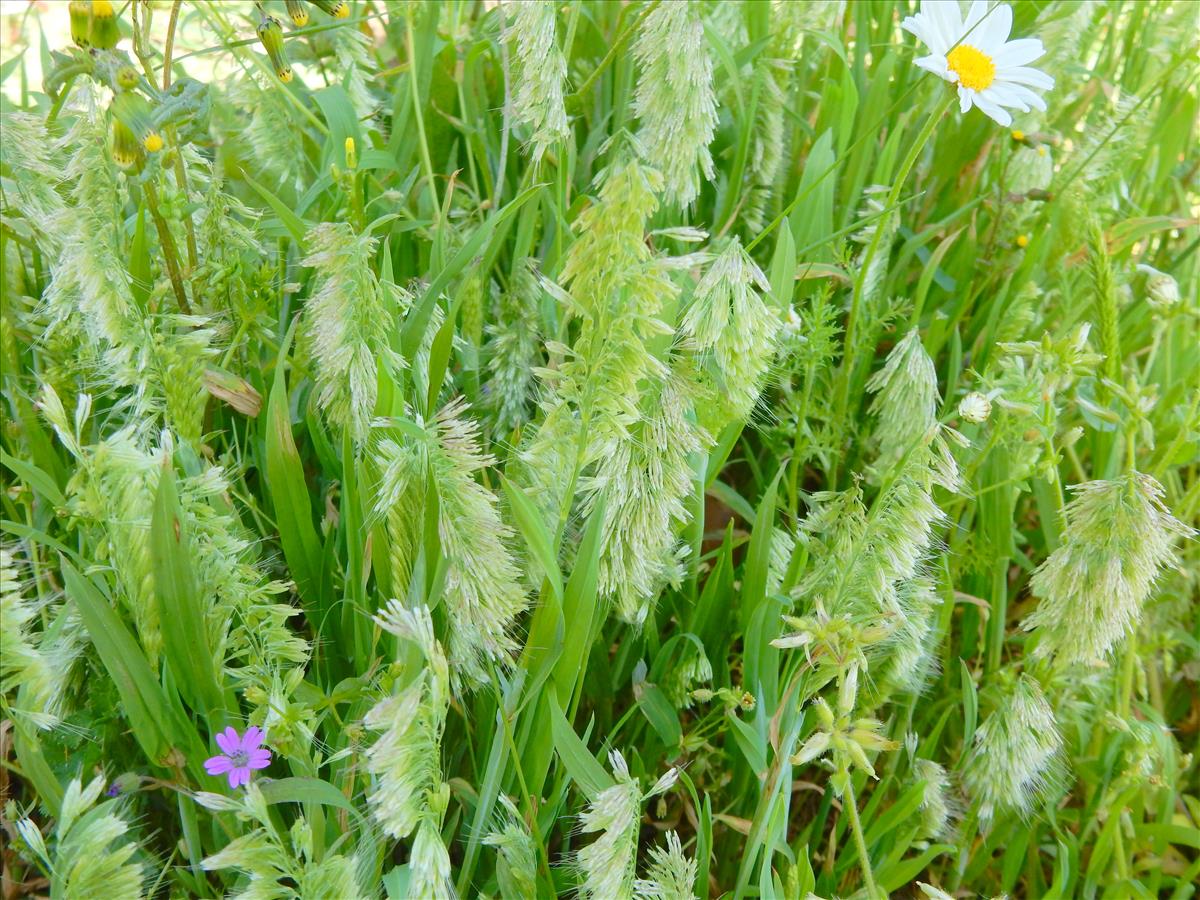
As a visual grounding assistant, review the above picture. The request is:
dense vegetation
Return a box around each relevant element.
[0,1,1197,897]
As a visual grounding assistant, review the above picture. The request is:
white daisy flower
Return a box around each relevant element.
[902,0,1054,127]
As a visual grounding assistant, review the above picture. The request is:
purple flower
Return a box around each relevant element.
[204,726,271,789]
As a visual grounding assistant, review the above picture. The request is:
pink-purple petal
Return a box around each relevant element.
[205,754,234,775]
[215,726,240,755]
[240,726,264,751]
[247,748,272,769]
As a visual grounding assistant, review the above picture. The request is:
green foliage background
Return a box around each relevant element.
[0,1,1197,897]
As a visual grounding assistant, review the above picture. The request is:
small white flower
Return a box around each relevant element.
[958,391,993,423]
[902,1,1054,127]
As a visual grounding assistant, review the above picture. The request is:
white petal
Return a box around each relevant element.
[989,82,1048,112]
[901,14,928,43]
[929,1,965,51]
[904,10,945,55]
[958,86,975,114]
[974,94,1013,126]
[962,0,990,42]
[994,38,1046,67]
[977,4,1013,53]
[915,54,954,80]
[996,65,1055,90]
[984,83,1031,113]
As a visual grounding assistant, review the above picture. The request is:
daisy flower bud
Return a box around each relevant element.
[69,1,91,48]
[1137,264,1181,309]
[89,0,121,50]
[110,116,144,170]
[115,65,139,91]
[902,1,1054,127]
[958,391,992,423]
[256,15,293,83]
[110,92,162,153]
[285,0,310,27]
[1023,473,1193,665]
[312,0,351,18]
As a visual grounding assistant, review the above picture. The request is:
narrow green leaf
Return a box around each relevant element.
[501,474,563,603]
[547,693,613,796]
[264,323,326,617]
[245,174,311,247]
[151,462,224,717]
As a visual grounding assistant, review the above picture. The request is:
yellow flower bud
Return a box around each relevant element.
[344,137,357,170]
[1016,234,1029,248]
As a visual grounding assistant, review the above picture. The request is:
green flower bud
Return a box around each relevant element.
[116,64,139,90]
[111,92,162,153]
[110,115,144,169]
[89,0,121,50]
[256,15,293,83]
[69,1,91,48]
[311,0,350,19]
[285,0,310,26]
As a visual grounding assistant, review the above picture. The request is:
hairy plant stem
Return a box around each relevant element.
[143,179,192,315]
[845,780,880,899]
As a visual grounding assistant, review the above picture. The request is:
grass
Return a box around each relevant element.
[0,1,1197,898]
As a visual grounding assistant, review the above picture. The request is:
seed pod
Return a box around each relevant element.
[256,15,293,83]
[311,0,351,19]
[111,91,163,153]
[285,0,309,27]
[69,1,91,48]
[116,64,139,91]
[110,115,144,170]
[89,0,121,50]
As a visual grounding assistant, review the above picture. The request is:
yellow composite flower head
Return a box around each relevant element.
[902,0,1054,127]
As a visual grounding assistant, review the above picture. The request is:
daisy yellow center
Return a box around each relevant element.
[946,44,996,91]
